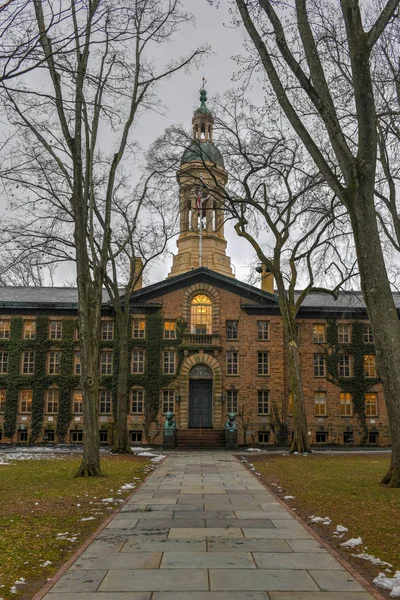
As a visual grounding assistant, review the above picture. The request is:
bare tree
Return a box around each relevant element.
[226,0,400,486]
[0,0,205,475]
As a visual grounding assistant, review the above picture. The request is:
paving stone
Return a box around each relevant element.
[235,511,293,520]
[210,569,319,591]
[160,551,256,569]
[168,528,243,539]
[309,571,365,592]
[70,552,162,570]
[107,518,140,528]
[140,499,177,505]
[206,518,274,528]
[46,594,151,599]
[207,538,293,553]
[135,517,205,528]
[121,538,207,552]
[173,510,235,519]
[269,593,374,600]
[177,495,204,503]
[51,570,108,593]
[270,519,305,529]
[286,540,328,553]
[253,553,344,570]
[118,510,174,519]
[243,529,312,539]
[153,593,269,599]
[99,569,209,592]
[146,504,204,511]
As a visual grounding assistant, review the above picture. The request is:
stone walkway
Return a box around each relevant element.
[42,453,376,599]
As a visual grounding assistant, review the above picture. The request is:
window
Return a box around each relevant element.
[23,320,36,339]
[314,392,327,416]
[257,321,269,340]
[313,324,325,343]
[0,389,6,412]
[226,351,238,375]
[315,431,328,443]
[162,390,174,413]
[258,352,269,375]
[365,392,378,416]
[227,390,238,413]
[74,351,81,375]
[226,320,238,340]
[0,351,8,374]
[49,321,62,340]
[44,430,55,442]
[101,321,114,341]
[364,355,377,378]
[100,351,113,375]
[72,391,83,414]
[130,430,143,443]
[191,294,212,334]
[338,354,352,377]
[70,430,83,443]
[21,351,35,374]
[369,431,379,444]
[338,324,351,343]
[99,389,112,414]
[343,431,353,444]
[258,431,270,444]
[47,351,61,375]
[164,321,176,339]
[340,392,353,416]
[99,430,108,443]
[132,319,145,339]
[363,324,374,343]
[18,430,28,442]
[163,351,176,374]
[131,389,144,413]
[46,389,59,413]
[258,390,269,414]
[19,389,32,413]
[289,393,293,416]
[313,354,325,377]
[131,349,145,374]
[0,320,10,339]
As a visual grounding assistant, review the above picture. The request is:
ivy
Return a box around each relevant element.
[56,320,78,442]
[30,316,49,442]
[2,318,24,439]
[325,320,380,443]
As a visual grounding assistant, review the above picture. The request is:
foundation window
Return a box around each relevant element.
[130,430,143,443]
[70,430,83,443]
[315,431,328,443]
[258,431,270,444]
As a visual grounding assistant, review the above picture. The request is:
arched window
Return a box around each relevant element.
[191,294,212,334]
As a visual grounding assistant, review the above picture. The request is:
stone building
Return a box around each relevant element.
[0,90,392,447]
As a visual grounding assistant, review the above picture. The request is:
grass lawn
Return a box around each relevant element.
[250,453,400,582]
[0,453,151,600]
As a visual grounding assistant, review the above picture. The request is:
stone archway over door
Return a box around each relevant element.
[189,364,213,428]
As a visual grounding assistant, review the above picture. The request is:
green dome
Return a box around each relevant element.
[181,140,224,167]
[194,88,212,116]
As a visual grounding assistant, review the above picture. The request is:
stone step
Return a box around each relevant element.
[175,429,225,448]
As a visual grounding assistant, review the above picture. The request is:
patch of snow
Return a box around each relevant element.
[341,537,363,548]
[41,561,52,567]
[131,447,152,452]
[284,495,295,500]
[101,498,115,503]
[373,571,400,596]
[293,451,299,455]
[79,516,95,522]
[352,552,392,568]
[310,515,331,525]
[14,579,25,585]
[247,448,262,452]
[150,455,166,463]
[255,472,261,476]
[335,525,348,533]
[10,586,17,594]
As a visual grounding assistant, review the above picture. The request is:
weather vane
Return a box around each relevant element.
[202,76,206,90]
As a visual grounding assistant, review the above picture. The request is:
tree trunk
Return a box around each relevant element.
[112,315,132,454]
[350,186,400,486]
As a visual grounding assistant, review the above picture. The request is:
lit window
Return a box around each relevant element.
[72,391,83,414]
[339,355,352,377]
[132,319,145,339]
[340,392,353,416]
[313,354,325,377]
[100,351,113,375]
[99,389,112,414]
[0,351,8,374]
[74,351,81,375]
[19,389,32,413]
[49,321,62,340]
[164,321,176,339]
[313,324,325,343]
[227,390,238,413]
[47,351,61,375]
[163,351,176,374]
[338,324,351,343]
[257,321,269,340]
[46,388,59,413]
[364,355,377,378]
[131,389,144,413]
[21,351,35,374]
[258,390,269,414]
[365,393,378,416]
[258,431,270,444]
[314,392,327,416]
[289,393,293,416]
[0,320,10,339]
[258,352,269,375]
[363,324,374,343]
[226,320,238,340]
[23,320,36,339]
[101,321,114,341]
[191,294,212,334]
[0,389,6,412]
[131,349,145,374]
[162,390,174,413]
[226,351,238,375]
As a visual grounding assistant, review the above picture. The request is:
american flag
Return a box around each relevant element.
[196,185,204,216]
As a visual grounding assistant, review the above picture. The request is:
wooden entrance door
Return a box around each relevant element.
[189,379,212,428]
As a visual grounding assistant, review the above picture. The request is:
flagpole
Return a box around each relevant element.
[199,204,202,268]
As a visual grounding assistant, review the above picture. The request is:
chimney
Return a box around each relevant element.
[256,264,274,294]
[132,257,143,290]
